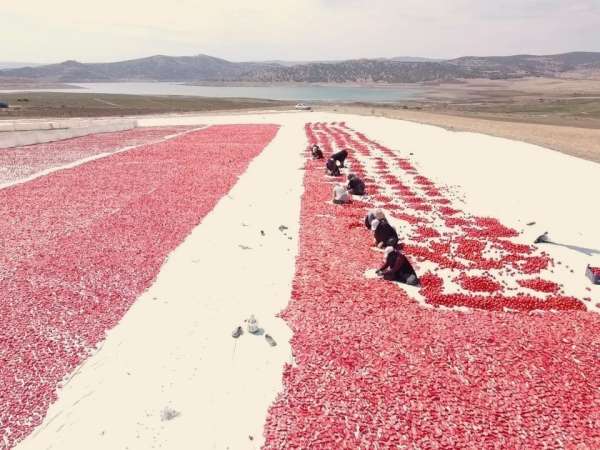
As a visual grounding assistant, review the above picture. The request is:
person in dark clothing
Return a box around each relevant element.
[311,144,324,159]
[330,149,348,167]
[326,158,341,176]
[371,218,398,248]
[364,209,385,229]
[347,173,365,196]
[377,242,419,286]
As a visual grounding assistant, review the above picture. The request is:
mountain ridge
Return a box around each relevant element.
[2,52,600,83]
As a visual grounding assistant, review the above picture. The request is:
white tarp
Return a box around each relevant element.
[0,119,137,148]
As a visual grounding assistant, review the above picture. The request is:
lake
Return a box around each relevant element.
[0,82,424,103]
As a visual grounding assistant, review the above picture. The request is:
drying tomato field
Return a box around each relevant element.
[0,124,279,448]
[0,126,195,186]
[1,119,599,449]
[263,122,600,448]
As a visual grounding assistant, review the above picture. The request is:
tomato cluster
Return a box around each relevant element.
[517,278,561,293]
[456,274,504,293]
[0,124,278,448]
[414,226,440,239]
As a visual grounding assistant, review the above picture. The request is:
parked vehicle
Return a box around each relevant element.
[295,103,312,111]
[0,101,9,109]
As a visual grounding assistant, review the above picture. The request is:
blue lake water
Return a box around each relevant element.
[1,82,424,103]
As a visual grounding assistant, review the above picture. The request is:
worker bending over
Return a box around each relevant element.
[365,208,386,229]
[331,149,348,168]
[326,158,341,176]
[371,216,399,248]
[347,173,365,196]
[311,144,324,159]
[332,184,351,204]
[377,241,419,286]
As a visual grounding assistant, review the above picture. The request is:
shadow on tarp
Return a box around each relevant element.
[538,239,600,257]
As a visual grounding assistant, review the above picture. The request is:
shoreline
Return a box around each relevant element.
[2,81,600,165]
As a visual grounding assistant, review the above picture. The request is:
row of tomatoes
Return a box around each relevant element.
[0,126,193,186]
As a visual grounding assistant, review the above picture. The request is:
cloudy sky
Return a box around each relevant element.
[2,0,600,63]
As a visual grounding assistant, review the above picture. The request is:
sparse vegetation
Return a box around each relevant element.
[0,92,291,118]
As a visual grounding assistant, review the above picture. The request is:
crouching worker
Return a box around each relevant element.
[331,149,348,168]
[326,158,341,176]
[311,144,324,159]
[347,173,365,196]
[371,216,399,248]
[377,241,419,286]
[365,208,385,229]
[332,184,351,204]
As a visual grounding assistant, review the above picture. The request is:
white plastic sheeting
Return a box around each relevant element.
[0,119,137,149]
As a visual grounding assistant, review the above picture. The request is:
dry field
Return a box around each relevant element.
[325,77,600,164]
[0,92,292,118]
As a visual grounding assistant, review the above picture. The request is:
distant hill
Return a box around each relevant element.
[390,57,443,63]
[446,52,600,79]
[0,55,275,83]
[0,62,40,70]
[250,59,471,83]
[2,52,600,84]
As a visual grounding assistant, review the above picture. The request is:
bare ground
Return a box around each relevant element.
[325,105,600,164]
[0,92,292,118]
[3,78,600,164]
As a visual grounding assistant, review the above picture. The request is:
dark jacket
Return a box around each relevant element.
[312,145,324,159]
[348,177,365,195]
[379,250,418,283]
[331,149,348,166]
[365,212,376,229]
[326,158,341,176]
[374,219,398,247]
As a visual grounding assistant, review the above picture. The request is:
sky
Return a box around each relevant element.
[2,0,600,64]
